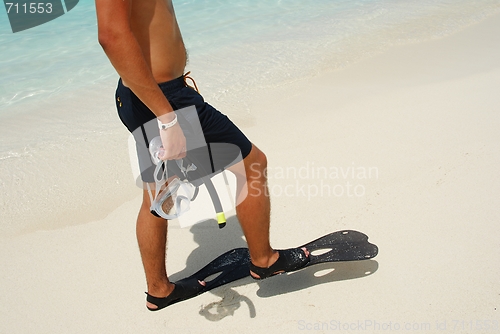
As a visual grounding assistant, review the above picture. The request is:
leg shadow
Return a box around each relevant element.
[168,216,257,320]
[168,215,247,282]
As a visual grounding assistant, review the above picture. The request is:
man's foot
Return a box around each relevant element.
[249,247,310,280]
[146,278,206,311]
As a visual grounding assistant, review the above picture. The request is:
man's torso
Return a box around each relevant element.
[129,0,186,83]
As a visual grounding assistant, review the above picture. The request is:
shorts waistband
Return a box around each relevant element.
[158,75,187,94]
[118,75,187,95]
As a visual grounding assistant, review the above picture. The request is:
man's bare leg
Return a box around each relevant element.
[229,145,309,278]
[136,189,172,309]
[138,144,307,309]
[136,187,204,310]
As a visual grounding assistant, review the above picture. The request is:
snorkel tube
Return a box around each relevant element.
[201,176,226,228]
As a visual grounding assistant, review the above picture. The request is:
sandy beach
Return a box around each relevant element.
[1,12,499,334]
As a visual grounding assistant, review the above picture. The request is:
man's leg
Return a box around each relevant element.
[136,186,204,310]
[230,145,276,267]
[136,188,173,309]
[228,145,308,277]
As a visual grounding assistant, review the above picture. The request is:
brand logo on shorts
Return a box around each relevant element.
[3,0,79,33]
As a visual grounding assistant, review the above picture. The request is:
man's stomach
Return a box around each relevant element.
[149,41,187,83]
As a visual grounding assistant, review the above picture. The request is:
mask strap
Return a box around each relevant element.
[149,160,168,213]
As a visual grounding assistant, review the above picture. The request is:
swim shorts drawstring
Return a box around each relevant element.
[183,71,199,93]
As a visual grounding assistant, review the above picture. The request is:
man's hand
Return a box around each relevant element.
[159,121,187,160]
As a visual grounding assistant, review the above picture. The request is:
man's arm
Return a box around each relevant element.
[95,0,186,160]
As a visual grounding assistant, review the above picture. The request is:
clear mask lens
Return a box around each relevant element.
[151,178,196,219]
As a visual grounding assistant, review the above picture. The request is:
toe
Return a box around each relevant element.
[146,301,158,310]
[301,247,310,257]
[250,270,260,279]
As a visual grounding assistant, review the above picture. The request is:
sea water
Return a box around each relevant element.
[1,0,499,235]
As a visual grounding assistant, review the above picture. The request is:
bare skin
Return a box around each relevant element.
[95,0,308,310]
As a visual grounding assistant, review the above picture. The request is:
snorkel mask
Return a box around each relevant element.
[147,136,227,228]
[150,176,197,220]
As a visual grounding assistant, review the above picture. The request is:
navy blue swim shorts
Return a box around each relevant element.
[115,75,252,183]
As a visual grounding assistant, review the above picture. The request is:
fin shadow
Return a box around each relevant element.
[255,260,379,298]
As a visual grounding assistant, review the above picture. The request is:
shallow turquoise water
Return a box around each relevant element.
[1,0,499,110]
[1,0,499,235]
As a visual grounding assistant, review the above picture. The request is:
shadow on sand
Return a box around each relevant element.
[167,217,379,321]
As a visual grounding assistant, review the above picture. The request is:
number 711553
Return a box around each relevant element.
[5,2,53,14]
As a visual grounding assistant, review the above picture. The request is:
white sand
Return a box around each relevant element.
[1,13,500,333]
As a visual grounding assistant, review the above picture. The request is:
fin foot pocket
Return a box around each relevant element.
[250,248,310,280]
[146,278,205,311]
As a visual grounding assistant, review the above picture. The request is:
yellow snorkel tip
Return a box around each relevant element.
[216,212,226,229]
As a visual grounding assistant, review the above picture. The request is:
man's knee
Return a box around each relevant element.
[245,145,267,179]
